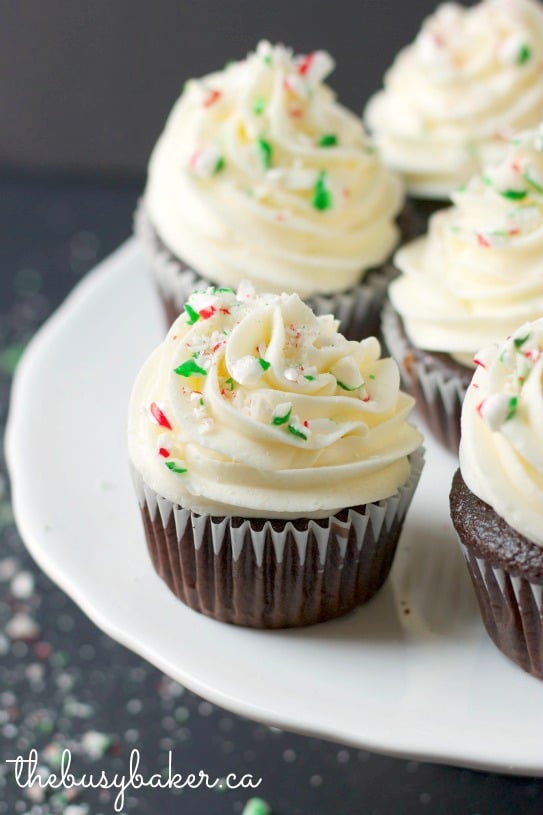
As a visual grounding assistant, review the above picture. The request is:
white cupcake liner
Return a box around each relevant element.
[131,446,424,629]
[457,539,543,679]
[381,300,470,453]
[134,199,398,340]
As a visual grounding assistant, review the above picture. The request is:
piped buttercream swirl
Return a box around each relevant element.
[144,41,403,297]
[365,0,543,198]
[390,127,543,366]
[460,318,543,545]
[128,285,422,517]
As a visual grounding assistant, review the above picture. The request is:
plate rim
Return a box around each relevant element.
[6,238,543,778]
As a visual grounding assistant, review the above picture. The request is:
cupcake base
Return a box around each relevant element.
[132,448,424,629]
[381,300,472,453]
[135,200,409,341]
[450,469,543,680]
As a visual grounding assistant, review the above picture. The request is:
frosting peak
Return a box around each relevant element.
[390,126,543,365]
[365,0,543,197]
[128,285,422,518]
[460,318,543,545]
[145,41,403,297]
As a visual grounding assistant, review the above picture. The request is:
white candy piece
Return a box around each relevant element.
[499,34,530,65]
[230,355,266,386]
[284,72,310,99]
[301,50,335,85]
[331,356,363,390]
[189,291,220,313]
[479,393,515,431]
[272,402,292,421]
[189,146,223,179]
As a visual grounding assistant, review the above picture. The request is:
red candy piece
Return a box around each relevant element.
[150,402,172,430]
[297,53,315,76]
[203,89,222,108]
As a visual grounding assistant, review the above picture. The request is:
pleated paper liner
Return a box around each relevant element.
[134,200,407,341]
[131,447,424,629]
[450,469,543,680]
[381,300,472,454]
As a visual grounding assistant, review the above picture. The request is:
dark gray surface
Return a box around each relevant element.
[1,0,443,176]
[0,175,542,814]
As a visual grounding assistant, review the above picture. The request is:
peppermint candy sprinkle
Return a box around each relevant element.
[478,394,518,430]
[150,402,172,430]
[189,146,225,178]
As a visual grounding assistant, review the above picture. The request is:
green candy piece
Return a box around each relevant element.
[272,406,292,426]
[336,379,361,391]
[500,189,527,201]
[258,138,273,170]
[174,359,207,377]
[258,357,271,371]
[184,303,200,325]
[506,396,518,421]
[312,171,333,211]
[0,344,24,375]
[319,133,337,147]
[253,98,265,115]
[517,44,532,65]
[165,461,188,475]
[513,334,530,350]
[242,797,272,815]
[288,423,307,440]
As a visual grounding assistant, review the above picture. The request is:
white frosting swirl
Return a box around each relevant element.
[365,0,543,198]
[390,127,543,366]
[144,41,403,297]
[128,285,422,518]
[460,319,543,545]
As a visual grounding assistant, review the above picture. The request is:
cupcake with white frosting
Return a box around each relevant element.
[450,318,543,678]
[382,125,543,451]
[365,0,543,223]
[136,41,405,339]
[128,284,423,628]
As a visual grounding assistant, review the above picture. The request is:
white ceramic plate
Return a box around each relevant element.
[7,240,543,776]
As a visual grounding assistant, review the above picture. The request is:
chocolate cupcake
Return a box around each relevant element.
[450,319,543,679]
[128,284,424,628]
[382,126,543,453]
[365,0,543,229]
[135,41,406,340]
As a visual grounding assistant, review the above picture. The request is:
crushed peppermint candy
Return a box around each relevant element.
[473,322,543,433]
[312,170,333,211]
[331,356,363,392]
[287,420,309,440]
[257,138,273,170]
[296,50,334,84]
[230,355,268,385]
[272,402,292,425]
[150,402,172,430]
[174,359,208,378]
[165,460,188,475]
[189,146,225,178]
[143,285,405,490]
[478,393,518,430]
